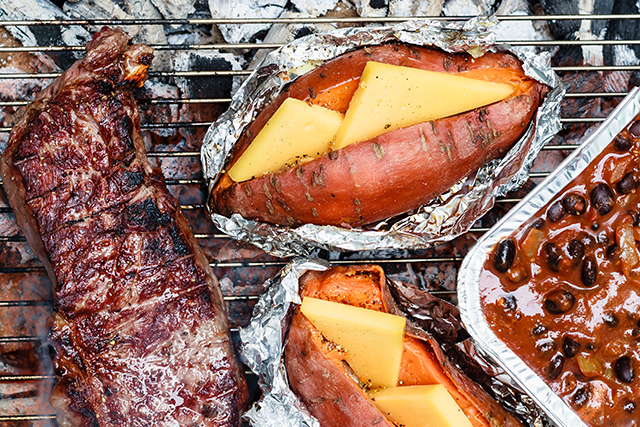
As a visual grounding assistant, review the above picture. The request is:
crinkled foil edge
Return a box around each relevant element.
[238,258,329,427]
[458,87,640,427]
[201,16,564,257]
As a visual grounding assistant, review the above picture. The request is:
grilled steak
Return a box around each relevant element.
[0,27,248,426]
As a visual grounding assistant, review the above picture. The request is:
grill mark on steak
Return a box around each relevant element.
[0,27,247,426]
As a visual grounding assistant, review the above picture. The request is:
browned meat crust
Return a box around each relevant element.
[0,27,248,426]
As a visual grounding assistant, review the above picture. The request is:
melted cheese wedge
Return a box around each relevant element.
[300,296,406,389]
[332,61,515,149]
[228,98,344,182]
[369,385,472,427]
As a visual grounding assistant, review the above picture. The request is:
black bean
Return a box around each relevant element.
[567,240,585,266]
[572,386,591,408]
[580,233,596,248]
[624,401,636,413]
[562,194,587,215]
[544,290,576,315]
[532,324,548,336]
[581,256,598,287]
[598,232,609,245]
[603,312,619,327]
[547,353,565,379]
[615,356,635,383]
[607,244,620,260]
[617,172,638,195]
[630,120,640,137]
[590,183,615,215]
[562,337,581,358]
[591,222,600,231]
[531,218,545,229]
[544,242,561,272]
[615,134,633,151]
[498,294,517,311]
[632,328,640,339]
[631,210,640,227]
[536,339,557,359]
[494,239,516,273]
[547,201,565,223]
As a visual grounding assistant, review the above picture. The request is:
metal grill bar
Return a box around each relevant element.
[2,14,640,27]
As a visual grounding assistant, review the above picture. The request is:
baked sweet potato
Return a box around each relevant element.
[284,265,523,427]
[210,43,549,227]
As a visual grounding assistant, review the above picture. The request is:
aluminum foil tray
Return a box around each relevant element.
[457,86,640,427]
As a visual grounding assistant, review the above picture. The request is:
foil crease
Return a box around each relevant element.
[201,17,565,257]
[238,258,329,427]
[458,87,640,427]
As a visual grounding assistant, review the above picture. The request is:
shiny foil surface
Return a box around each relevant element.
[458,87,640,427]
[201,17,564,257]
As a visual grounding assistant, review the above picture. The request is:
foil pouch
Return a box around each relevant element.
[458,87,640,427]
[201,16,564,257]
[239,258,552,427]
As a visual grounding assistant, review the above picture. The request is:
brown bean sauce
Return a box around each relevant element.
[481,117,640,427]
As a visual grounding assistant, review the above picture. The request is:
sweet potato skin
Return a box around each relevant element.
[284,266,523,427]
[211,43,548,227]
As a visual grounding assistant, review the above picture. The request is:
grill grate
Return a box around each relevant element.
[0,13,637,423]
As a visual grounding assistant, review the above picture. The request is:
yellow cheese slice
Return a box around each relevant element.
[369,385,473,427]
[300,296,406,389]
[332,61,515,149]
[228,97,344,182]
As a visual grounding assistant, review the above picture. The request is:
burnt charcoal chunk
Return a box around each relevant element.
[591,183,615,215]
[494,238,515,273]
[615,356,636,383]
[544,290,576,315]
[169,226,190,256]
[547,353,565,379]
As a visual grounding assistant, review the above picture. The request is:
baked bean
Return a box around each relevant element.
[547,200,565,222]
[544,290,575,315]
[573,386,591,408]
[544,242,561,272]
[563,337,581,358]
[494,239,516,273]
[547,353,565,379]
[617,172,638,194]
[562,194,587,215]
[615,356,635,384]
[629,120,640,137]
[581,256,598,287]
[603,312,619,327]
[615,134,633,151]
[591,183,615,215]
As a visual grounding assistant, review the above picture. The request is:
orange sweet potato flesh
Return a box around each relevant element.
[284,265,522,427]
[210,43,549,227]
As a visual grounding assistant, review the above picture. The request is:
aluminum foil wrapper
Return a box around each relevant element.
[239,257,552,427]
[201,17,565,257]
[458,87,640,427]
[238,258,329,427]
